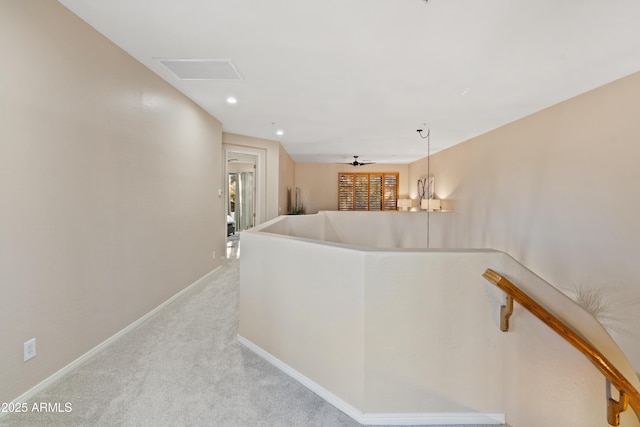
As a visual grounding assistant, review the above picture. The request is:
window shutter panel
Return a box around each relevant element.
[354,174,369,210]
[338,172,398,211]
[338,173,354,211]
[383,174,398,211]
[369,174,383,210]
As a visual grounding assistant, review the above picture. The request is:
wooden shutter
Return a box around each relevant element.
[354,174,369,210]
[383,174,398,210]
[369,174,383,211]
[338,172,399,211]
[338,173,354,211]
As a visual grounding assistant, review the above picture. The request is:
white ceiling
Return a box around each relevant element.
[58,0,640,164]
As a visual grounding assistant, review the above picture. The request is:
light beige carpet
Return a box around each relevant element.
[0,258,502,427]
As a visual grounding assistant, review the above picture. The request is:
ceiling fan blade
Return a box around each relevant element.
[339,156,375,166]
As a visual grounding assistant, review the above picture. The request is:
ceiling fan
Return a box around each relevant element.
[345,156,374,166]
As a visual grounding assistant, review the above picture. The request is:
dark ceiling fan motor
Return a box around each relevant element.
[348,155,373,166]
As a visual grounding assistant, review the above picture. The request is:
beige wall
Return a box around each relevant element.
[410,71,640,373]
[0,0,224,403]
[279,147,296,215]
[295,163,410,214]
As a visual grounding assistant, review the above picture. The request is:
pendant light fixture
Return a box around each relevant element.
[417,126,432,248]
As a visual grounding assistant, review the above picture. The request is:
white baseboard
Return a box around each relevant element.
[2,267,220,417]
[236,335,504,426]
[236,335,365,421]
[361,412,505,425]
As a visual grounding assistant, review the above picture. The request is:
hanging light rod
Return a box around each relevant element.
[416,124,432,248]
[416,128,430,139]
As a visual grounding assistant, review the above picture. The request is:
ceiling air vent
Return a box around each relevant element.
[157,59,243,80]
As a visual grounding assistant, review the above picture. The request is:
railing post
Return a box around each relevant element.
[608,390,629,426]
[500,295,513,332]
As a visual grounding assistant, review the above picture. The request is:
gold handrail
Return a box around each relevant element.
[483,268,640,426]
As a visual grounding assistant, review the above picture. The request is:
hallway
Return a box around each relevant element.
[0,259,359,427]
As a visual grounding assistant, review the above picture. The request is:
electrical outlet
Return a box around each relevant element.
[24,338,36,362]
[212,251,216,260]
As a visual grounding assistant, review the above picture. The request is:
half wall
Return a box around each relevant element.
[239,212,640,426]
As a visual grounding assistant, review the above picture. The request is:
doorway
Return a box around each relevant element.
[227,152,258,232]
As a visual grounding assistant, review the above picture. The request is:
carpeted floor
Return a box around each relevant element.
[0,253,502,427]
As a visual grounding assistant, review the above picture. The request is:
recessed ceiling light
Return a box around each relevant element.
[276,129,284,136]
[226,96,237,104]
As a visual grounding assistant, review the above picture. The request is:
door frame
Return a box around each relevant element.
[225,145,266,229]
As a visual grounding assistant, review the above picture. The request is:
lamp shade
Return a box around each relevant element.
[420,198,441,211]
[397,199,412,209]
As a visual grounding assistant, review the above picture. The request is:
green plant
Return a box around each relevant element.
[288,204,305,215]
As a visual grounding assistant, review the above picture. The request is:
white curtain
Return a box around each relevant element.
[235,171,254,231]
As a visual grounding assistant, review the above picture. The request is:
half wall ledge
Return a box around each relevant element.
[238,212,640,426]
